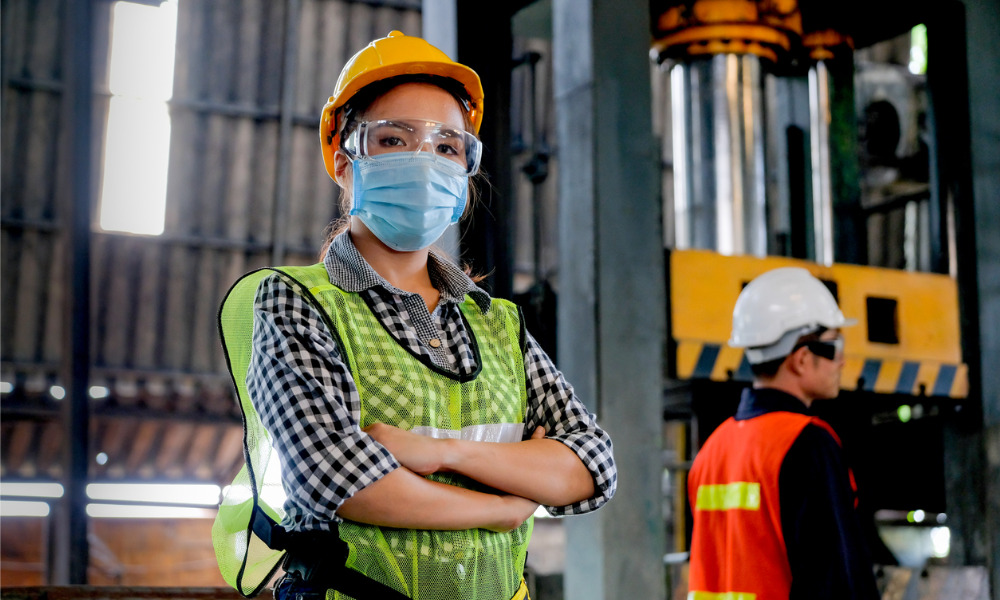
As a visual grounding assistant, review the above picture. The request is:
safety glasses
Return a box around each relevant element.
[343,118,483,175]
[797,336,845,361]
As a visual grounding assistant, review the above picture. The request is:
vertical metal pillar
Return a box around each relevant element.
[763,73,811,258]
[270,0,301,266]
[943,0,1000,596]
[422,0,461,258]
[59,0,94,584]
[554,1,665,598]
[808,60,835,266]
[454,3,515,300]
[670,55,768,257]
[806,43,865,266]
[824,57,865,266]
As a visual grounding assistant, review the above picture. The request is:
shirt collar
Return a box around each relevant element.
[323,231,493,313]
[735,387,811,420]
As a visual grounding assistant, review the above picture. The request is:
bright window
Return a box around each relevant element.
[98,0,178,235]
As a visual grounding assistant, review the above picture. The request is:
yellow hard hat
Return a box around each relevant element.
[319,30,484,182]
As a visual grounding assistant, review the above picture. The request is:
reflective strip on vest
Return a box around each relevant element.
[695,482,761,511]
[411,423,525,443]
[687,591,757,600]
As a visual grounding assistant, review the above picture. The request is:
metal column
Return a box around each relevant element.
[808,60,835,265]
[805,44,865,266]
[422,0,461,258]
[270,0,302,266]
[58,0,94,584]
[454,2,515,300]
[554,1,666,598]
[671,54,768,256]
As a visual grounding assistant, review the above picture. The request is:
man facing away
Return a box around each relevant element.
[687,267,880,600]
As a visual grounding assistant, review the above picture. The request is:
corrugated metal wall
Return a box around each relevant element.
[1,0,421,486]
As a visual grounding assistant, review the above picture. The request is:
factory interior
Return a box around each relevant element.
[1,0,999,598]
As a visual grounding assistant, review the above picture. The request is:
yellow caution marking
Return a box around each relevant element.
[687,592,757,600]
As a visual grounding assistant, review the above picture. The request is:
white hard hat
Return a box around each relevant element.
[729,267,856,364]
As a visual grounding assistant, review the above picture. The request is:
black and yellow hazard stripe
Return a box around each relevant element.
[669,250,968,399]
[675,339,968,398]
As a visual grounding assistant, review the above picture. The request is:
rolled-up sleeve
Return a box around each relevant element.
[245,274,399,531]
[522,333,617,515]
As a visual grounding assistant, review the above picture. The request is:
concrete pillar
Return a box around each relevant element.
[553,1,666,598]
[962,0,1000,595]
[421,0,460,258]
[934,1,1000,597]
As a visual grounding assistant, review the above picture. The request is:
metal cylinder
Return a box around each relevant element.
[808,59,835,265]
[670,54,767,256]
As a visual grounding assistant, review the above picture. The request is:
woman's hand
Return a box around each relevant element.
[364,422,449,475]
[485,494,539,533]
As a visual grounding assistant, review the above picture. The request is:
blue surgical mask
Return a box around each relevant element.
[350,152,469,252]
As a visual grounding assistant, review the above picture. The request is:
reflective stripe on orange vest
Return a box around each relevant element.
[695,482,761,511]
[687,592,757,600]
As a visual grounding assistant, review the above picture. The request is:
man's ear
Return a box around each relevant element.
[334,149,351,186]
[786,346,810,376]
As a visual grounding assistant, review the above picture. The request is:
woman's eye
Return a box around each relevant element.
[377,135,407,148]
[436,142,460,156]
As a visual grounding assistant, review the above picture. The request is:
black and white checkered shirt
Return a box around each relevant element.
[246,232,616,532]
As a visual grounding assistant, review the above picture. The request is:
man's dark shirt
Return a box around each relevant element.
[735,387,880,600]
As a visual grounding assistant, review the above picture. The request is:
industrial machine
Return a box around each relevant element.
[648,0,969,572]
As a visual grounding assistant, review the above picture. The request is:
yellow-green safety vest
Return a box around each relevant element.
[212,264,532,599]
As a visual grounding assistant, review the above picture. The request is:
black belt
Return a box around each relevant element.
[282,551,410,600]
[253,505,409,600]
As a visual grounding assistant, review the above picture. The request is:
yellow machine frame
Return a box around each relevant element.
[669,250,968,398]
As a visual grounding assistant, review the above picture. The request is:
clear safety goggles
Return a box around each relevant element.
[796,336,845,361]
[343,118,483,175]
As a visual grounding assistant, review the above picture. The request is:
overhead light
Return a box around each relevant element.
[86,483,221,506]
[86,503,215,520]
[1,500,51,517]
[1,482,65,498]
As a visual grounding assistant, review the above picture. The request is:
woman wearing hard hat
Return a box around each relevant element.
[217,32,616,600]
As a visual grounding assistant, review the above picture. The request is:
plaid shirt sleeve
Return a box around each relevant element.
[522,333,617,515]
[245,273,399,531]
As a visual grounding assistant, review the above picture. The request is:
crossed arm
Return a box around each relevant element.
[337,424,596,531]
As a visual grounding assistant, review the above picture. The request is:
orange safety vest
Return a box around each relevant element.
[687,411,852,600]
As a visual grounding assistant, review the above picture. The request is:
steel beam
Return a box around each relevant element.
[270,0,302,266]
[58,0,94,585]
[553,1,666,598]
